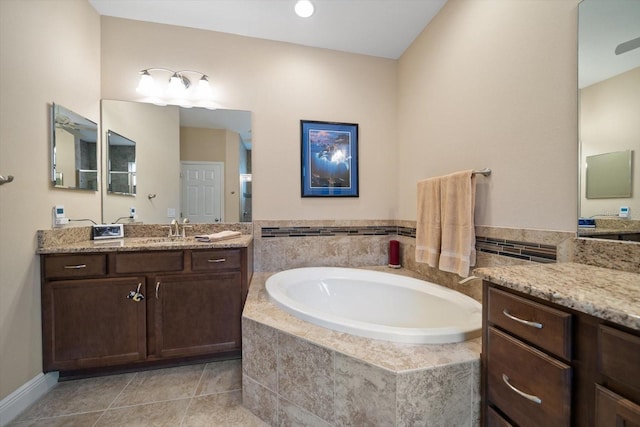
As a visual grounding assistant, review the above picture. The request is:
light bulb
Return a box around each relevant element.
[295,0,314,18]
[136,71,156,95]
[167,73,187,97]
[196,75,212,98]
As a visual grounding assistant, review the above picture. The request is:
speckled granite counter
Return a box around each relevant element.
[474,262,640,331]
[578,228,640,237]
[36,223,253,254]
[36,235,253,254]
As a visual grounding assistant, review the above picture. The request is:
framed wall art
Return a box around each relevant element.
[300,120,359,197]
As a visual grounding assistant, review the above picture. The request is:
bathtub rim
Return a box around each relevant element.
[265,266,482,345]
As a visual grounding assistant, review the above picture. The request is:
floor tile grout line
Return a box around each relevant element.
[17,409,107,424]
[91,371,138,426]
[192,362,208,398]
[178,363,209,426]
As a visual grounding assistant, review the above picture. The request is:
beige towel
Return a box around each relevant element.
[415,176,442,268]
[438,170,476,277]
[195,230,241,242]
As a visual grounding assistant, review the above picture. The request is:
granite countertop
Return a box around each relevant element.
[474,262,640,331]
[578,227,640,236]
[36,235,253,254]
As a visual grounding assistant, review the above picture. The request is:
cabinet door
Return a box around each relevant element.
[596,384,640,427]
[42,277,147,371]
[154,272,241,358]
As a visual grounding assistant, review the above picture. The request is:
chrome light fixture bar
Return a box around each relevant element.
[136,68,214,108]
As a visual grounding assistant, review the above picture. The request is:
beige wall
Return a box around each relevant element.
[102,100,181,224]
[225,130,241,222]
[180,127,226,162]
[580,67,640,219]
[100,17,399,221]
[0,0,101,401]
[397,0,579,231]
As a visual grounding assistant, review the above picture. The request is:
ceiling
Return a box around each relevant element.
[88,0,447,59]
[579,0,640,88]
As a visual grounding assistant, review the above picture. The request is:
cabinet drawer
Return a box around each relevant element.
[486,407,514,427]
[487,327,571,427]
[595,384,640,427]
[599,325,640,397]
[115,251,184,274]
[43,254,106,279]
[191,249,240,271]
[488,287,572,360]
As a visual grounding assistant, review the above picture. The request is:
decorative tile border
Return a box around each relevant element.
[261,225,398,238]
[475,236,556,263]
[260,225,557,264]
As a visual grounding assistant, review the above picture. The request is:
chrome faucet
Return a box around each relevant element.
[166,218,192,238]
[167,219,179,238]
[181,218,192,237]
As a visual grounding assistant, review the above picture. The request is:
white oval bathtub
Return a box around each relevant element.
[265,267,482,344]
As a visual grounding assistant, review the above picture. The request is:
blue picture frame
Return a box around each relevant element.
[301,120,359,197]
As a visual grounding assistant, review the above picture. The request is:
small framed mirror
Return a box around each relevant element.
[51,103,98,191]
[586,150,633,199]
[107,130,137,196]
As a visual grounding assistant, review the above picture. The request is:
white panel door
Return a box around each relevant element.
[181,162,224,223]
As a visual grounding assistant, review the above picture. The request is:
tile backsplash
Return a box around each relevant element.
[252,220,579,301]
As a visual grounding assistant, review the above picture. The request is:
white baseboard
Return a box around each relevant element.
[0,371,58,427]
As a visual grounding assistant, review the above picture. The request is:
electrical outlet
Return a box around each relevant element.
[167,208,176,218]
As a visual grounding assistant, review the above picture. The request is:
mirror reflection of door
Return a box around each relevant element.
[181,162,224,223]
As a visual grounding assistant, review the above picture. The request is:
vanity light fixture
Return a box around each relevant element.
[136,68,214,108]
[294,0,314,18]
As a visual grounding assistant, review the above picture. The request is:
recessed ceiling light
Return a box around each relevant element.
[294,0,314,18]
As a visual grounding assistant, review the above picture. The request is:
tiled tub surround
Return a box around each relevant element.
[242,269,482,426]
[254,220,576,302]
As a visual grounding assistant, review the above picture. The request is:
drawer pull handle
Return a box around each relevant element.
[207,258,226,263]
[502,374,542,404]
[63,264,87,269]
[156,281,160,299]
[503,309,543,329]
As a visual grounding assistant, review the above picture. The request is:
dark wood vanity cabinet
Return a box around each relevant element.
[153,271,242,358]
[41,276,147,371]
[483,281,640,427]
[41,245,252,374]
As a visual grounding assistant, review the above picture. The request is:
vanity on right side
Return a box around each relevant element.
[474,262,640,427]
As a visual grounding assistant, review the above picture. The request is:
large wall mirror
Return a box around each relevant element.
[578,0,640,227]
[101,100,251,224]
[51,103,98,191]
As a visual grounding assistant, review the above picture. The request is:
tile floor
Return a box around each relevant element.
[9,359,268,426]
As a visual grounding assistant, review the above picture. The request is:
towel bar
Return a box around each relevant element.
[472,168,491,177]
